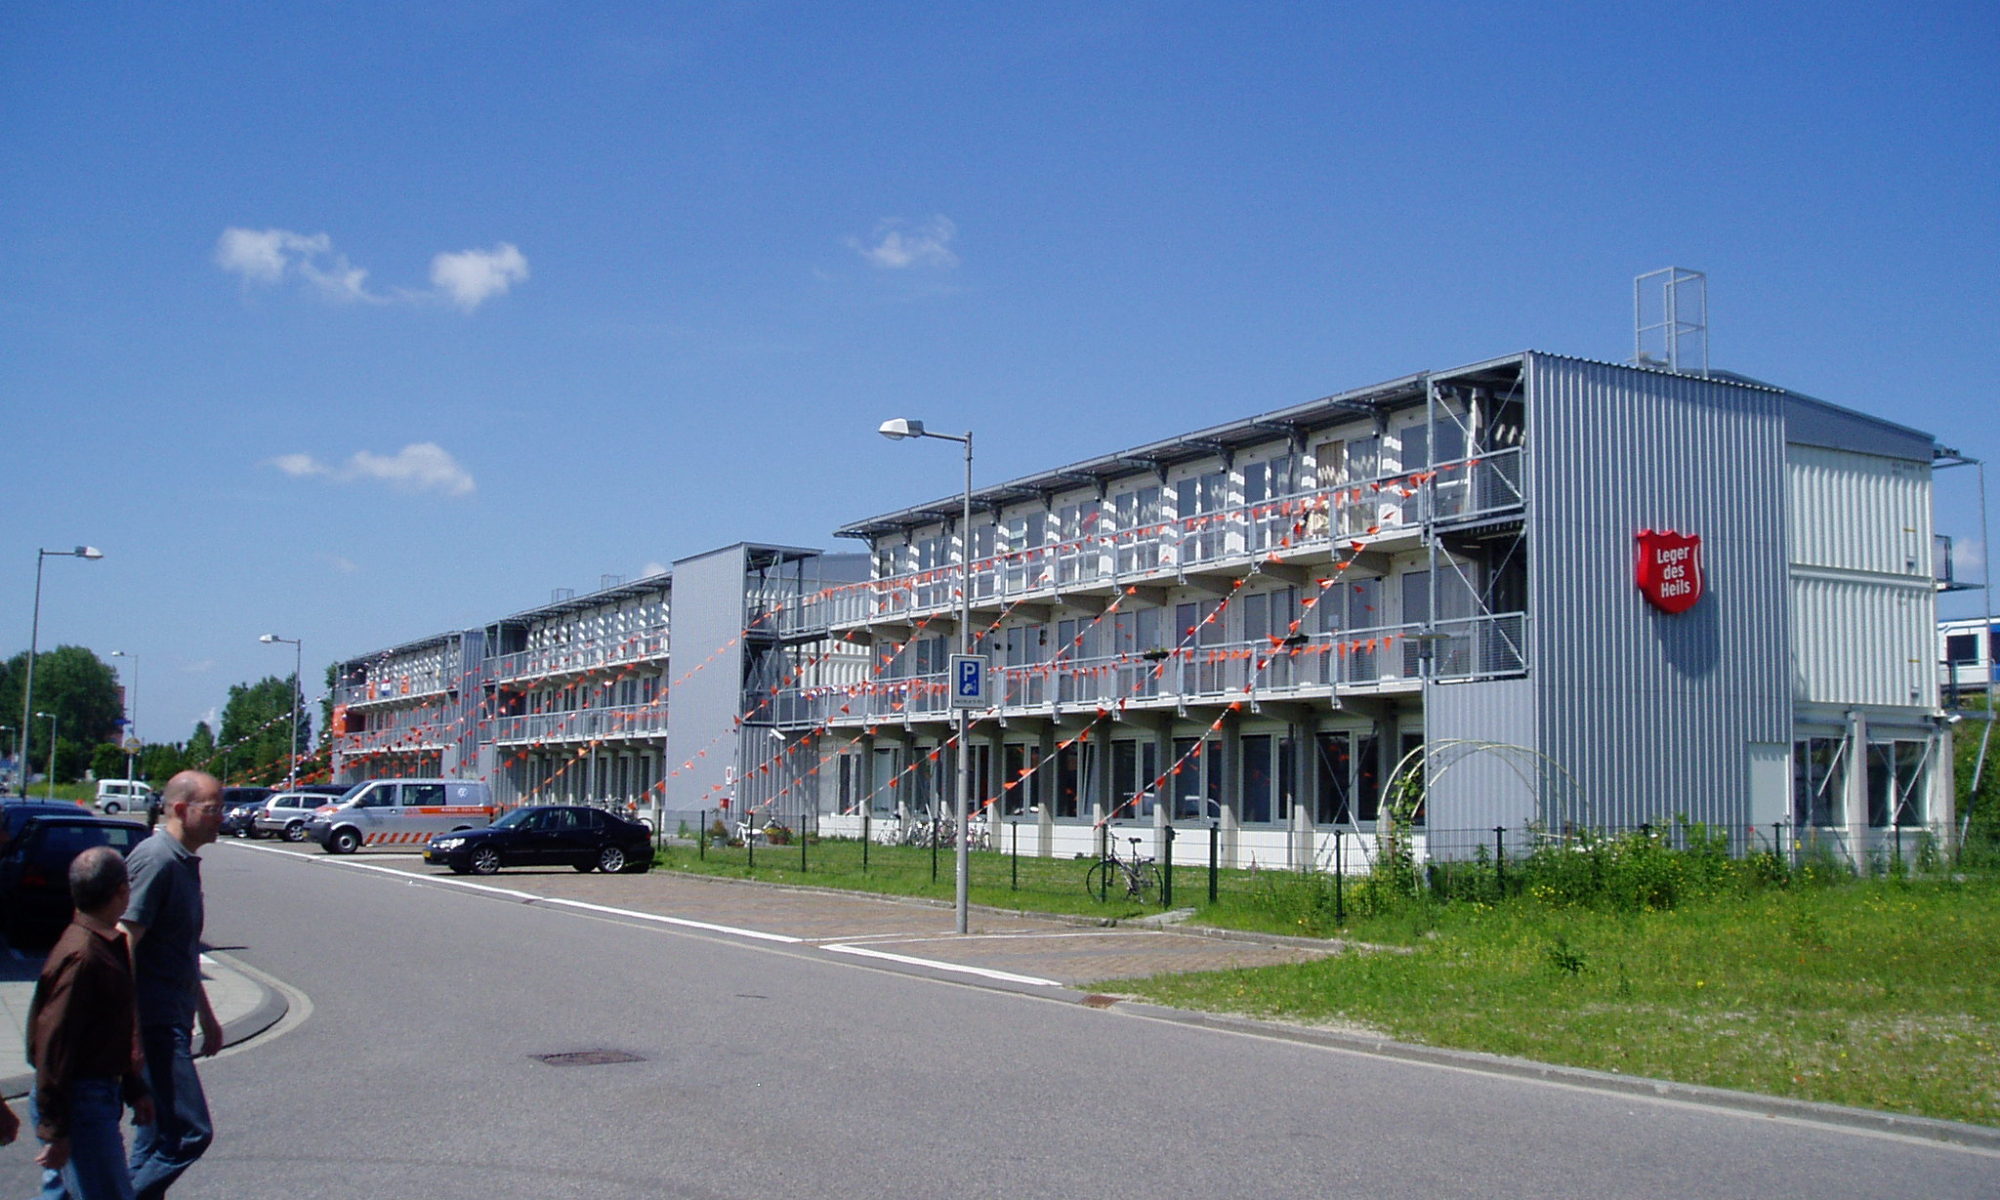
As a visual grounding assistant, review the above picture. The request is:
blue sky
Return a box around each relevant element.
[4,1,1995,745]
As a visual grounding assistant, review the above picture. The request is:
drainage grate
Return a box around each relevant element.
[1079,994,1120,1009]
[533,1049,647,1067]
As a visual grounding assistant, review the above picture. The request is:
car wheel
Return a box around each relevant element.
[596,846,626,874]
[102,802,121,815]
[329,828,361,855]
[284,822,306,843]
[469,846,502,875]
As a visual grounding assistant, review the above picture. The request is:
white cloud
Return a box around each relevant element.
[215,227,383,303]
[849,215,959,269]
[267,443,475,497]
[639,561,669,578]
[320,553,360,574]
[216,227,528,311]
[270,453,330,479]
[430,243,529,311]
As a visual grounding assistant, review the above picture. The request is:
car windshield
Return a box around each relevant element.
[491,808,536,829]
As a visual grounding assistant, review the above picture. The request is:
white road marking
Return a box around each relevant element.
[822,942,1061,987]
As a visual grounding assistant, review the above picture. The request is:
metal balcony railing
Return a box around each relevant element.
[776,612,1529,725]
[492,701,670,745]
[486,626,670,683]
[814,449,1525,629]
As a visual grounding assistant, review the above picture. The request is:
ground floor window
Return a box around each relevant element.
[1002,743,1037,816]
[1867,740,1928,828]
[1170,737,1222,820]
[869,746,900,814]
[1109,738,1161,819]
[1793,737,1845,827]
[1313,730,1380,824]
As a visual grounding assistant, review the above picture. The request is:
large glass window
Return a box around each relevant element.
[1002,743,1032,816]
[1110,485,1164,573]
[1792,737,1845,827]
[1176,470,1230,563]
[1239,735,1295,824]
[1867,740,1927,828]
[1314,732,1352,824]
[1170,736,1223,820]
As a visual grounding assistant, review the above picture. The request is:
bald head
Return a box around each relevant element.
[69,845,129,916]
[164,770,220,809]
[163,770,224,850]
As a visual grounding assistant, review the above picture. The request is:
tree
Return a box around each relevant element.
[218,675,312,785]
[90,741,128,781]
[0,645,124,784]
[184,722,217,776]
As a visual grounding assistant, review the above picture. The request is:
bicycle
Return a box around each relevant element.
[1085,827,1159,901]
[901,816,956,848]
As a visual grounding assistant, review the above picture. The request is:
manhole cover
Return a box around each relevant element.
[533,1049,646,1067]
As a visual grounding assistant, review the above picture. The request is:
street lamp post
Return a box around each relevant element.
[259,635,303,788]
[21,545,103,803]
[878,417,975,935]
[112,650,139,792]
[36,711,58,800]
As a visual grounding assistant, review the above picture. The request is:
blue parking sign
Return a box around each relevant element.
[950,654,986,708]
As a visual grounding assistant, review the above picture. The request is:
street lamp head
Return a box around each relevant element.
[878,418,925,441]
[76,546,103,560]
[260,634,278,643]
[34,711,54,719]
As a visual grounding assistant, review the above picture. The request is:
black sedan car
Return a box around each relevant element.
[424,805,653,876]
[0,814,149,949]
[2,799,87,848]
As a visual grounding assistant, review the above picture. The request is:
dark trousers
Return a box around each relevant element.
[128,1025,211,1200]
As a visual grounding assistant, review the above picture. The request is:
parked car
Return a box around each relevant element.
[1,799,86,852]
[94,779,158,815]
[219,790,276,838]
[424,805,654,876]
[0,814,148,949]
[253,791,332,842]
[308,778,495,854]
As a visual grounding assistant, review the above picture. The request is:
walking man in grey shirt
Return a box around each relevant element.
[121,771,224,1199]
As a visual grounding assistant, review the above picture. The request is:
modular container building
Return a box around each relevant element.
[765,351,1957,869]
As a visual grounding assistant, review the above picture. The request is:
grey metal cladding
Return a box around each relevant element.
[1526,354,1792,832]
[1424,677,1540,831]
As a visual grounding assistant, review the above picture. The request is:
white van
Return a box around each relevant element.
[306,779,496,855]
[94,779,156,815]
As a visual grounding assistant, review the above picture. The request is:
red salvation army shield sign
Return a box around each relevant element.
[1634,529,1703,614]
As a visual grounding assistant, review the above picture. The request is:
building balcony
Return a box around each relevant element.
[815,449,1524,633]
[776,612,1526,729]
[492,701,670,746]
[486,626,670,684]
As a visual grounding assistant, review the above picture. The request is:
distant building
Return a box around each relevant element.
[1939,616,1999,705]
[331,351,1964,869]
[776,352,1958,867]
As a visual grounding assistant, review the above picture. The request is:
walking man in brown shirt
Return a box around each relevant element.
[27,844,155,1199]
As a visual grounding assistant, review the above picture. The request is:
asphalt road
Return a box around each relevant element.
[3,844,1994,1199]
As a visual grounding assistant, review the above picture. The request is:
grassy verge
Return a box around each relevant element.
[1116,877,2000,1128]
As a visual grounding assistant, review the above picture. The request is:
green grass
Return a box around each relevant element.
[1115,877,2000,1128]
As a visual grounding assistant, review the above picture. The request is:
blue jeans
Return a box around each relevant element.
[128,1025,211,1200]
[29,1076,135,1200]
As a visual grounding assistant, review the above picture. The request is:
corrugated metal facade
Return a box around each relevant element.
[1790,575,1932,707]
[1525,354,1793,831]
[1424,677,1542,829]
[1787,444,1936,710]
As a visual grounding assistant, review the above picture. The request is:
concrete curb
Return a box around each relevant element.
[1,951,287,1101]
